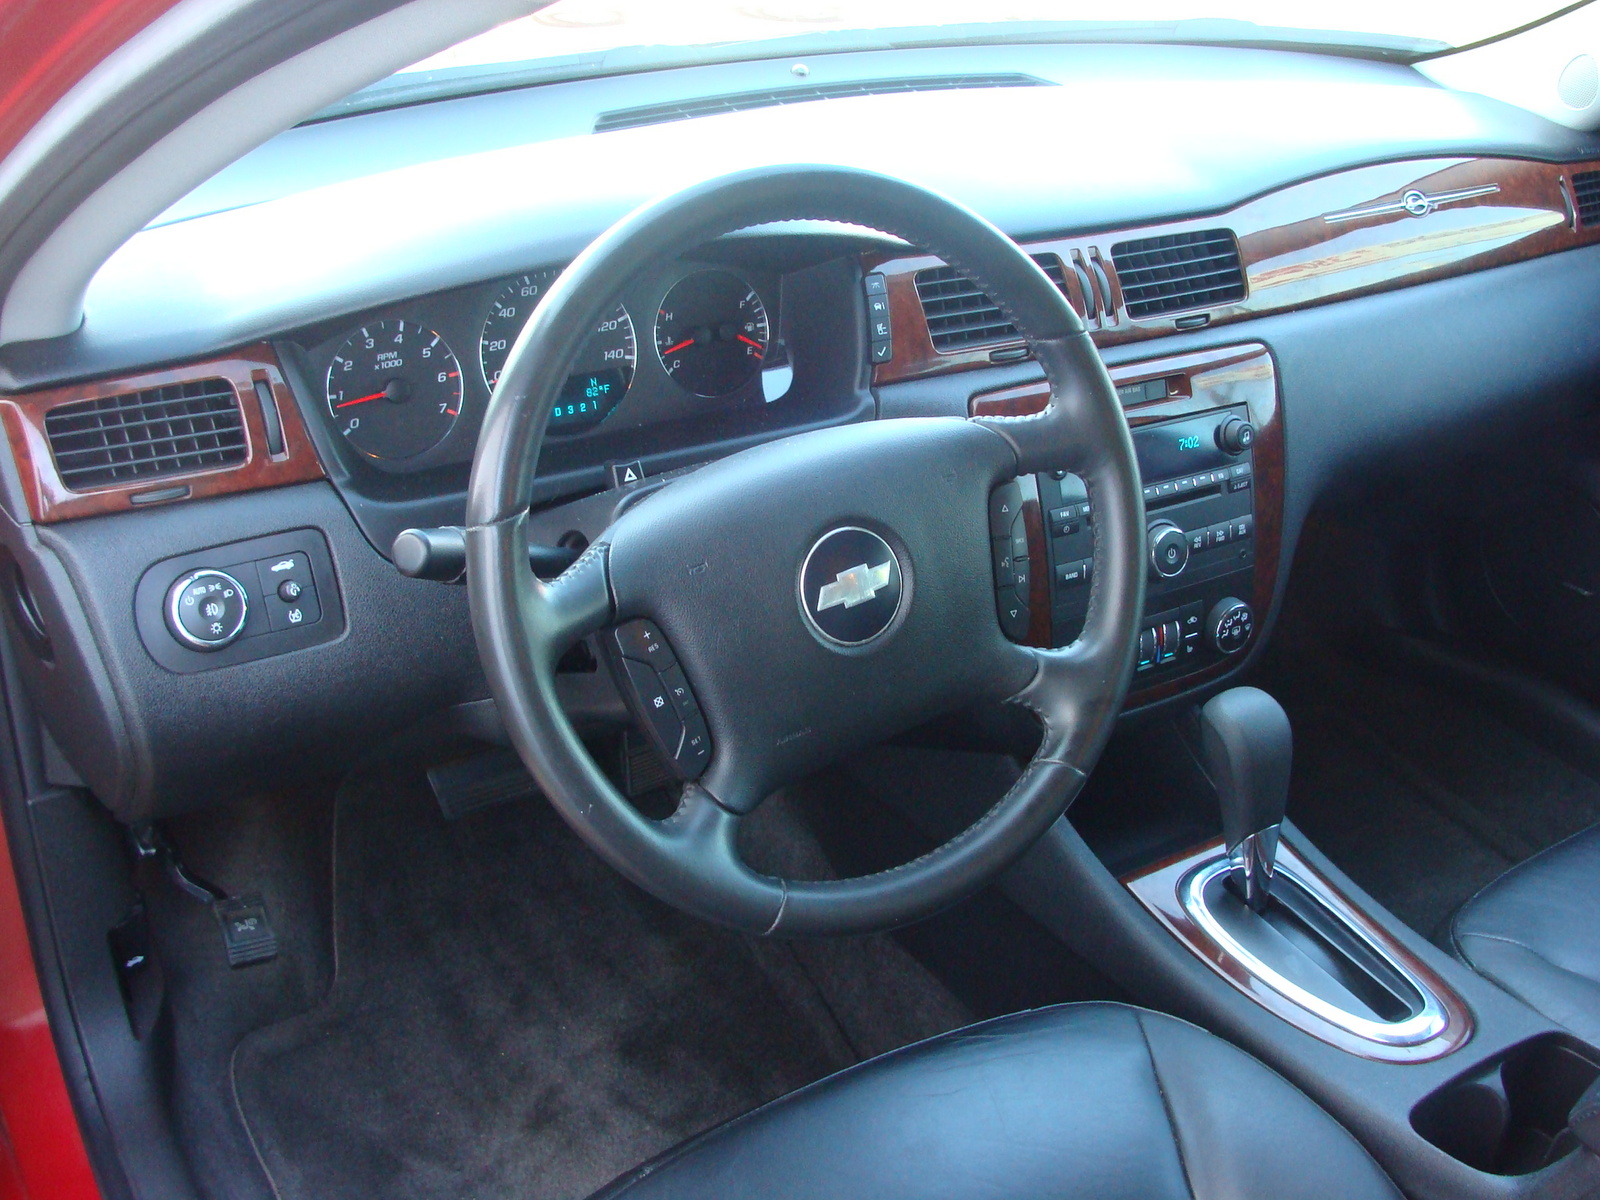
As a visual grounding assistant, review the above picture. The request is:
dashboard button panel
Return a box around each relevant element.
[135,529,344,673]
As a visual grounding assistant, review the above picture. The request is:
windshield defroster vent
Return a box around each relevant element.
[1111,229,1246,319]
[915,254,1075,351]
[1573,171,1600,227]
[44,378,247,492]
[595,73,1048,133]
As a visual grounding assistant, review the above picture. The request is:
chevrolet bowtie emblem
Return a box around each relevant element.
[817,561,892,611]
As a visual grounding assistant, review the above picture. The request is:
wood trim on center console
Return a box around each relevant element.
[0,344,323,523]
[871,155,1600,387]
[1123,837,1473,1063]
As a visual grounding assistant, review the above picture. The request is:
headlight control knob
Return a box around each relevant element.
[166,569,249,651]
[1148,520,1189,579]
[1207,597,1254,655]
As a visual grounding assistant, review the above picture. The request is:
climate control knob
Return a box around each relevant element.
[165,569,249,651]
[1148,521,1189,579]
[1207,597,1254,655]
[1216,416,1256,454]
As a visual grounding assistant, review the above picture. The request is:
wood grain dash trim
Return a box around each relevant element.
[0,343,323,523]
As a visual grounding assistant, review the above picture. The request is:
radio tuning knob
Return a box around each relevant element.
[1148,520,1189,579]
[1216,416,1256,454]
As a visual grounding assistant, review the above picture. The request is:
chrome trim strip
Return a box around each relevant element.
[1179,857,1450,1046]
[1323,183,1501,223]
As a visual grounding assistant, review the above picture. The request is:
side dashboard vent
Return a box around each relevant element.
[1110,229,1245,319]
[44,378,247,492]
[915,254,1073,351]
[595,73,1048,133]
[1573,171,1600,227]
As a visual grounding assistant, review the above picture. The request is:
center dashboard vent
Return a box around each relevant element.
[915,254,1075,351]
[1110,229,1245,319]
[594,73,1048,133]
[1573,171,1600,227]
[44,378,247,492]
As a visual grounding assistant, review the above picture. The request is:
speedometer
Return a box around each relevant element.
[479,269,636,434]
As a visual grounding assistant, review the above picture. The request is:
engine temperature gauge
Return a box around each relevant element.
[654,271,769,398]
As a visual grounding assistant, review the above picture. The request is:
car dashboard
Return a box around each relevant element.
[2,41,1600,822]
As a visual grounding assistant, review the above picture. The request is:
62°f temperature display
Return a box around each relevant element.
[653,270,769,398]
[325,320,462,460]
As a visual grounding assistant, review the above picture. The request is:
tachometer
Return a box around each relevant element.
[479,269,636,434]
[325,320,462,460]
[654,270,769,398]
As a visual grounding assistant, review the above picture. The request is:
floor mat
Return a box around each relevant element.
[231,746,970,1200]
[1259,648,1600,941]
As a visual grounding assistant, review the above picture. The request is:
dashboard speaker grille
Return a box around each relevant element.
[1573,171,1600,227]
[595,73,1048,133]
[915,254,1071,351]
[44,378,246,492]
[1111,229,1245,319]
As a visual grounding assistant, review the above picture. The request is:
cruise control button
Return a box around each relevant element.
[677,711,711,777]
[659,663,698,717]
[621,658,684,757]
[613,619,676,668]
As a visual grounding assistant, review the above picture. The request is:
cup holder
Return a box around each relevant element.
[1411,1033,1600,1175]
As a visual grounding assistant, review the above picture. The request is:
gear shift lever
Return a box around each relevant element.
[1199,687,1292,913]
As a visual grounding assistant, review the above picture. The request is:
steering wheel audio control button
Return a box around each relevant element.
[166,569,249,650]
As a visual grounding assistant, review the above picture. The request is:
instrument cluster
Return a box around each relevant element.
[304,258,782,472]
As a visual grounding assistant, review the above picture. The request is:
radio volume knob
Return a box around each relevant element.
[1148,520,1189,579]
[1216,416,1256,454]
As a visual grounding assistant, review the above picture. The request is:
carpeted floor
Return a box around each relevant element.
[229,744,972,1200]
[1258,647,1600,942]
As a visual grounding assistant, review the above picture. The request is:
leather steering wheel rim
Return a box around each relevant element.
[465,165,1146,936]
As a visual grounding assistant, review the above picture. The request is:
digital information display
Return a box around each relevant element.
[548,368,627,432]
[1133,412,1236,483]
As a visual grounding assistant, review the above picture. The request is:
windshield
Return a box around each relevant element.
[325,0,1582,118]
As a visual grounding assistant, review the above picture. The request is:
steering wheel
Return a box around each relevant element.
[466,165,1144,937]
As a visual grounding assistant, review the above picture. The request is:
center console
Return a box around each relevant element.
[979,342,1281,702]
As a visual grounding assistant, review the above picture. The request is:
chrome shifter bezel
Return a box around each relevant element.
[1179,856,1451,1047]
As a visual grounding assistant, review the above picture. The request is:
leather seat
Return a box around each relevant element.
[592,1003,1400,1200]
[1452,825,1600,1048]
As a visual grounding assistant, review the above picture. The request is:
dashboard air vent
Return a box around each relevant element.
[1573,171,1600,227]
[915,254,1071,351]
[1110,229,1245,319]
[45,378,246,492]
[595,73,1048,133]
